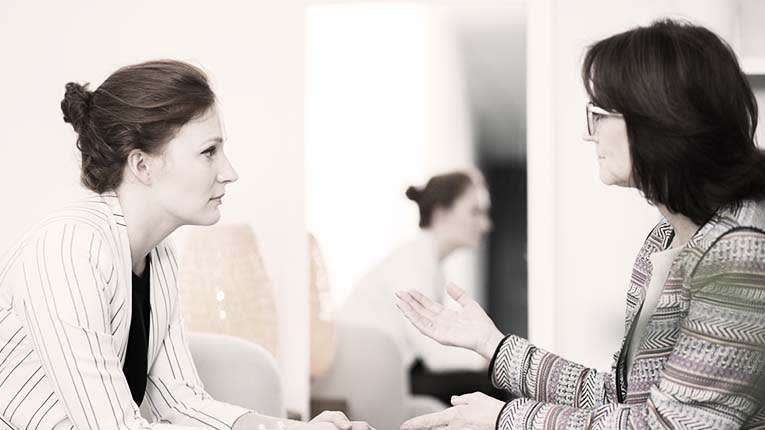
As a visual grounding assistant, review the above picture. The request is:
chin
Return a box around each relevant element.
[190,209,222,226]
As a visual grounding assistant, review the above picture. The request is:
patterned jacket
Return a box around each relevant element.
[0,192,249,429]
[490,199,765,429]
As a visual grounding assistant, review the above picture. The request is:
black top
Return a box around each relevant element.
[123,256,151,405]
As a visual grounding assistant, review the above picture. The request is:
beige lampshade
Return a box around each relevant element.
[180,224,278,358]
[308,233,337,378]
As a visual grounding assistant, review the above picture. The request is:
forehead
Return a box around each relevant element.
[166,107,222,149]
[455,185,491,209]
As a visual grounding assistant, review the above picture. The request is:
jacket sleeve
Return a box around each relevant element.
[143,245,250,430]
[13,222,201,430]
[493,230,765,429]
[489,334,618,410]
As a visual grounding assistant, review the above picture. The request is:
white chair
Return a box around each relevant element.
[188,332,285,418]
[311,321,445,430]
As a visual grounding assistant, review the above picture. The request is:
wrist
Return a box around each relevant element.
[480,327,505,360]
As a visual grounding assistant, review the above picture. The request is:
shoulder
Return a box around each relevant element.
[691,228,765,304]
[37,195,114,239]
[697,227,765,272]
[15,195,118,266]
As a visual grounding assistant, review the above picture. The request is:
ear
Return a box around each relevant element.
[125,149,152,185]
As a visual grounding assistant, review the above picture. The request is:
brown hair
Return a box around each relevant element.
[406,171,481,228]
[582,19,764,225]
[61,60,216,193]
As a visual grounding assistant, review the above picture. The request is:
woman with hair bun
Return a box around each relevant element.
[0,60,369,430]
[342,170,499,405]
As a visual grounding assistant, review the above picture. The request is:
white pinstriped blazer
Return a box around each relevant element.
[0,192,249,430]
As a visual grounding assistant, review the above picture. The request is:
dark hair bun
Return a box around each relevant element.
[61,82,92,134]
[405,186,422,202]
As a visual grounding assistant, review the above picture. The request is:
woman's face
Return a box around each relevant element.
[147,106,238,226]
[438,185,492,248]
[583,103,633,187]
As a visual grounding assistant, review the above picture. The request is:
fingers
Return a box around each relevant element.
[312,411,351,430]
[396,300,434,337]
[401,409,455,430]
[395,290,440,320]
[350,421,375,430]
[446,283,471,307]
[450,392,483,406]
[407,290,444,316]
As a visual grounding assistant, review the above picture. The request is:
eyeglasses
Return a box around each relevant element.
[586,101,623,136]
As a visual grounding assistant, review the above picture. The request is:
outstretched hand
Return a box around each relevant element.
[394,284,504,360]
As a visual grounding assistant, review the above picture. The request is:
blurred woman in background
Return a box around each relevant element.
[342,170,504,405]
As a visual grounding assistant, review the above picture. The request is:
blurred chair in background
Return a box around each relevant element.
[187,332,285,417]
[309,233,337,379]
[309,237,443,430]
[179,224,278,357]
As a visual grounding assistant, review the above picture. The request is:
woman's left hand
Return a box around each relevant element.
[400,392,504,430]
[310,410,375,430]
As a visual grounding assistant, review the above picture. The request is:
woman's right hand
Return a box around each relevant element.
[395,284,505,360]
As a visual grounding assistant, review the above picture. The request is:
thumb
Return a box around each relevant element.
[446,283,470,306]
[451,392,481,406]
[450,395,466,406]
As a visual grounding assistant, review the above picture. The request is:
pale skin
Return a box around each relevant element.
[116,106,372,430]
[395,105,699,430]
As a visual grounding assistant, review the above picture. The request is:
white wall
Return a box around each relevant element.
[528,0,743,369]
[0,0,310,416]
[305,3,479,307]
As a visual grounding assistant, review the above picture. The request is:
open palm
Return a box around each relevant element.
[395,284,504,359]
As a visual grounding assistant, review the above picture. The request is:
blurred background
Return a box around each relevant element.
[0,0,763,426]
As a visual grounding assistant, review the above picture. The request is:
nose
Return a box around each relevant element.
[218,153,239,184]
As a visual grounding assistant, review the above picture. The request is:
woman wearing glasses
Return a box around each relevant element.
[396,19,765,430]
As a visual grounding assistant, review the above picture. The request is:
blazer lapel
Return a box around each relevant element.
[614,220,673,400]
[100,191,134,363]
[147,242,176,365]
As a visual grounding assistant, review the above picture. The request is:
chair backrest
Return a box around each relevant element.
[180,224,278,357]
[308,233,337,378]
[311,321,407,430]
[188,332,285,418]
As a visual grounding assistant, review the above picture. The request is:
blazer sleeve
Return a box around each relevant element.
[143,274,250,429]
[489,334,618,409]
[493,230,765,430]
[12,221,192,430]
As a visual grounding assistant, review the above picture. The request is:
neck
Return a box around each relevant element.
[657,205,699,248]
[423,227,459,261]
[115,184,179,276]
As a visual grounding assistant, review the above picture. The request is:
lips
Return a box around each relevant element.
[210,193,225,201]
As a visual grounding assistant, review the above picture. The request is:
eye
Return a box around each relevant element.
[201,145,218,158]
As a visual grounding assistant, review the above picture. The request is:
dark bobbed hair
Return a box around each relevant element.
[582,18,765,225]
[406,171,480,228]
[61,60,216,193]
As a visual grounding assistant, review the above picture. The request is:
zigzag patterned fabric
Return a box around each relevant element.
[489,199,765,429]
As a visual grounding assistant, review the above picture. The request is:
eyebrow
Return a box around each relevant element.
[202,137,224,146]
